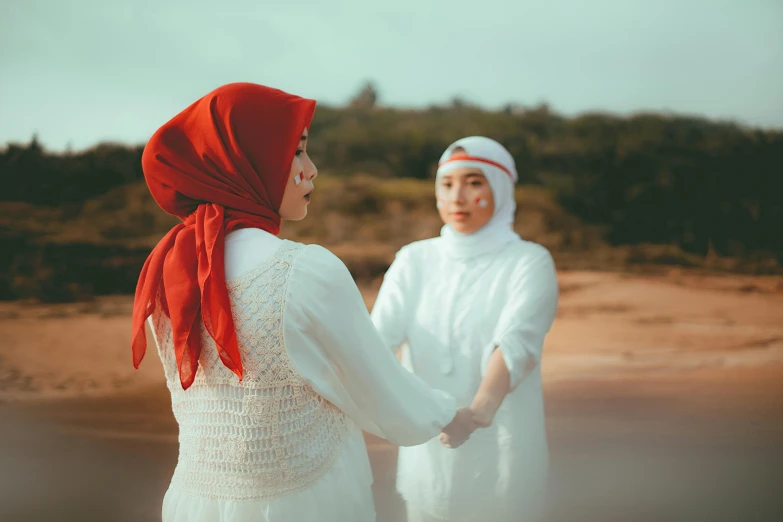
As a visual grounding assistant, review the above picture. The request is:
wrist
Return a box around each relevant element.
[470,394,497,427]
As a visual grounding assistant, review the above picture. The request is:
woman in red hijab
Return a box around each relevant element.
[134,83,477,522]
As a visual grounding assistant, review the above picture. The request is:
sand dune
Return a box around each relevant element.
[2,270,781,400]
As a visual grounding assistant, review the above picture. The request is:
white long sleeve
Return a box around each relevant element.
[482,249,558,390]
[283,244,458,446]
[370,246,412,352]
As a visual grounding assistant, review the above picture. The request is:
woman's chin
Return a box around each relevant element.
[281,208,308,222]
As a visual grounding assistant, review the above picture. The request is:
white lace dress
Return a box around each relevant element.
[148,230,457,522]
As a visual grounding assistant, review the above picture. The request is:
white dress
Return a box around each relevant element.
[371,236,558,522]
[148,229,458,522]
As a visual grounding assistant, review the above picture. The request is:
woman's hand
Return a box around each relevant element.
[438,407,478,448]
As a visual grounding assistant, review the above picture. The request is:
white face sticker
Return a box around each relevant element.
[436,199,444,209]
[477,198,489,208]
[294,172,303,185]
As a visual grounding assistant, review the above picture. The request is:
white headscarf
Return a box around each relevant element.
[436,136,520,261]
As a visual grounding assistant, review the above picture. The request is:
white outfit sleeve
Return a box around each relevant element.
[482,249,559,391]
[283,244,458,446]
[369,247,412,352]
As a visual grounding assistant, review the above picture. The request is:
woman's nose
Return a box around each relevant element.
[306,161,318,180]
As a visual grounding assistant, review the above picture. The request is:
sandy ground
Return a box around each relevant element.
[1,270,782,521]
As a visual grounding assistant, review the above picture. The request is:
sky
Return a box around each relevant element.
[1,0,781,151]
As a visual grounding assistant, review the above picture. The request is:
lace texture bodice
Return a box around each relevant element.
[151,241,349,501]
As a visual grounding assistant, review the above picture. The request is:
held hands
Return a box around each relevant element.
[438,406,491,449]
[439,407,477,449]
[438,398,496,449]
[439,347,509,449]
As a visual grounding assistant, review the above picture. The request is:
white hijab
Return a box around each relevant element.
[436,136,520,261]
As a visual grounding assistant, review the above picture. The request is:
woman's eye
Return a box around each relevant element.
[471,181,483,187]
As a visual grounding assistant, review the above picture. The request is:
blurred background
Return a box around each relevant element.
[1,1,781,521]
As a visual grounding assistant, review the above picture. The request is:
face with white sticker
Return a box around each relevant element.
[279,127,317,221]
[436,153,495,235]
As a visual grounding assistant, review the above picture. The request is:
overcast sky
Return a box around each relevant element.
[1,0,781,150]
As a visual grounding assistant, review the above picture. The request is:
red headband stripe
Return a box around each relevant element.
[438,156,513,179]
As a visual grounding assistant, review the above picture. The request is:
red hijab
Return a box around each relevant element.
[132,82,316,390]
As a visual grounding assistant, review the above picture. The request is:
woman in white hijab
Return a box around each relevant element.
[371,136,559,522]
